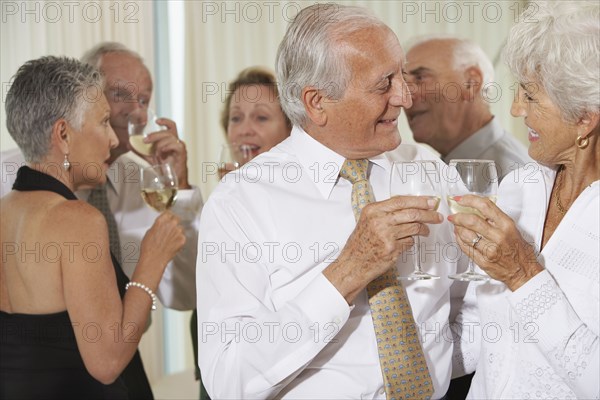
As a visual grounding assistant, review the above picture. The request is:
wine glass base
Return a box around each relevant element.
[448,272,489,282]
[399,272,441,281]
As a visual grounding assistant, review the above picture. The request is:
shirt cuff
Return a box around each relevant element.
[172,185,203,221]
[508,270,581,349]
[293,273,351,332]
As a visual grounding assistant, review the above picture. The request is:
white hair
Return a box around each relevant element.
[503,1,600,122]
[6,57,103,162]
[81,41,143,70]
[275,4,388,127]
[407,34,495,99]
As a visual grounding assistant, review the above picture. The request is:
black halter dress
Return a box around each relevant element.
[0,166,153,400]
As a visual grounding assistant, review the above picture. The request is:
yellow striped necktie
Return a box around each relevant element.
[339,159,434,400]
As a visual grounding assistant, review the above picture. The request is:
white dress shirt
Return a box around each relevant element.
[463,164,599,399]
[197,126,459,399]
[1,149,202,310]
[443,117,532,181]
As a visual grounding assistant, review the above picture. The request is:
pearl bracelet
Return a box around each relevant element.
[125,282,157,311]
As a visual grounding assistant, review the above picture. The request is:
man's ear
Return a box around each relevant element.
[301,87,327,126]
[51,118,71,155]
[463,66,484,101]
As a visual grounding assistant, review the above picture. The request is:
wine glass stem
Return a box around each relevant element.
[414,236,423,273]
[468,246,476,274]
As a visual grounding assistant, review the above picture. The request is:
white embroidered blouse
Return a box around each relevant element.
[466,163,599,399]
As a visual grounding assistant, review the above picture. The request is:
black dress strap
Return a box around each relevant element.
[13,166,77,200]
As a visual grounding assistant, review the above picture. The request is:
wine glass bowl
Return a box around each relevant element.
[446,159,499,281]
[128,109,165,156]
[218,144,252,178]
[390,160,441,280]
[140,164,178,212]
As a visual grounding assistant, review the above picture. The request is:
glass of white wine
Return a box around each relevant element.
[447,159,498,281]
[140,163,178,212]
[390,160,441,280]
[128,109,166,156]
[218,144,252,179]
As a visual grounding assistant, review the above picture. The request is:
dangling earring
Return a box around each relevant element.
[63,154,71,171]
[576,135,589,149]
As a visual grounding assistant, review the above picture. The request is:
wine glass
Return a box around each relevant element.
[446,159,498,281]
[128,108,166,156]
[390,160,441,280]
[140,163,178,212]
[218,144,252,179]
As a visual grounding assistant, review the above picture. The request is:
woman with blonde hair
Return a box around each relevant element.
[220,66,292,168]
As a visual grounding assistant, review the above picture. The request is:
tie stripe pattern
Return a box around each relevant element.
[87,183,122,264]
[339,159,434,400]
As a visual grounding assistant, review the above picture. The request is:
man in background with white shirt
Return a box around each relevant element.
[197,4,460,398]
[404,36,530,181]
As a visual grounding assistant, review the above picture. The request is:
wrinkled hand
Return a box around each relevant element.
[139,118,191,189]
[447,195,543,291]
[140,211,186,270]
[325,196,442,303]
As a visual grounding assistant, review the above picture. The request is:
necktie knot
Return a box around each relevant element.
[339,159,369,185]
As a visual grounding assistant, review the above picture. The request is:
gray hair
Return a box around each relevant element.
[5,56,103,162]
[503,1,600,122]
[408,35,495,99]
[81,41,143,69]
[276,4,388,127]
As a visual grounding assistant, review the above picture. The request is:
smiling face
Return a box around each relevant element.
[100,52,153,163]
[69,92,119,188]
[511,81,581,166]
[404,40,470,150]
[226,84,291,164]
[315,26,412,159]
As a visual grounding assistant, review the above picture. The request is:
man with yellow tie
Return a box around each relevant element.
[197,4,462,399]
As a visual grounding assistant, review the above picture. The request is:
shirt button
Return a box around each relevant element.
[378,388,385,395]
[333,317,342,325]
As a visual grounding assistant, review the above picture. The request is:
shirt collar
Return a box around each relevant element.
[75,161,118,201]
[443,117,504,163]
[284,126,388,199]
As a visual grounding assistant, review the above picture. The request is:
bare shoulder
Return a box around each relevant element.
[49,200,108,241]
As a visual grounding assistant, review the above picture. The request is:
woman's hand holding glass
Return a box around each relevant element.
[390,160,442,280]
[446,194,543,290]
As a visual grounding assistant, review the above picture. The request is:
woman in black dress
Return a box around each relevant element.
[0,56,185,399]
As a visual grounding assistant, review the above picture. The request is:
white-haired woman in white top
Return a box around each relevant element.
[448,2,599,399]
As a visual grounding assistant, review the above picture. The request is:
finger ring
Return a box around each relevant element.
[176,139,181,145]
[471,234,483,247]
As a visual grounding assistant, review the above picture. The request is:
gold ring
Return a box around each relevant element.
[472,234,483,248]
